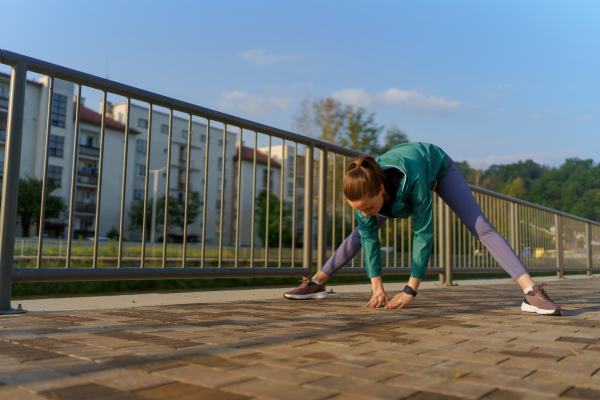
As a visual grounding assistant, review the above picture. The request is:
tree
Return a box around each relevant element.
[254,190,293,248]
[502,177,527,199]
[295,96,410,156]
[16,176,66,237]
[378,125,409,155]
[128,192,202,240]
[338,107,383,155]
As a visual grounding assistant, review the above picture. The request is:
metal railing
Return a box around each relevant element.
[0,49,598,313]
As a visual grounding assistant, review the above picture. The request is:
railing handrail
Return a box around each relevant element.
[0,48,362,159]
[469,185,600,227]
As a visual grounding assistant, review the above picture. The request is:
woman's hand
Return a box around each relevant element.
[367,290,389,308]
[385,292,414,309]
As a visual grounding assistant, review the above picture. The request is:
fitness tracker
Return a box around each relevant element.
[403,285,417,297]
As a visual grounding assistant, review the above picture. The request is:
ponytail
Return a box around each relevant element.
[343,155,386,201]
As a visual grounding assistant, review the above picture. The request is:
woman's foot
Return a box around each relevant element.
[284,276,327,300]
[521,283,562,316]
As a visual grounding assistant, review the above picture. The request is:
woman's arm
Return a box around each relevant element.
[385,277,421,309]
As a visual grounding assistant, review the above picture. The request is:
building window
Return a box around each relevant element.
[288,158,294,178]
[49,135,64,157]
[217,178,222,190]
[200,134,206,143]
[47,165,62,187]
[135,164,146,177]
[138,118,148,128]
[182,129,188,138]
[51,93,67,128]
[218,139,223,147]
[0,162,3,175]
[134,189,144,200]
[263,169,268,189]
[218,157,223,170]
[216,199,221,211]
[161,124,169,134]
[214,220,220,233]
[287,182,293,197]
[136,139,147,154]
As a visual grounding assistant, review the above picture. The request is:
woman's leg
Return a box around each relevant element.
[434,158,530,284]
[317,216,388,280]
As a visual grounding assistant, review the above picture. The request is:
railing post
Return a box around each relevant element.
[303,145,314,273]
[437,193,445,285]
[444,203,454,286]
[317,148,328,272]
[0,63,27,313]
[555,214,564,279]
[586,222,593,277]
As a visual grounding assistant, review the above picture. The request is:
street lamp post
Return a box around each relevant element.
[150,167,167,243]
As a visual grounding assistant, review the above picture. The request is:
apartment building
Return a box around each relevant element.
[257,144,307,239]
[110,103,237,245]
[230,145,281,247]
[0,73,237,244]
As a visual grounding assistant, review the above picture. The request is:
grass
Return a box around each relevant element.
[12,268,589,299]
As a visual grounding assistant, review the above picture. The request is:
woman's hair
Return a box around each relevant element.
[343,155,386,201]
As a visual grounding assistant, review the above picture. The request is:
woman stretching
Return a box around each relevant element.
[284,142,562,316]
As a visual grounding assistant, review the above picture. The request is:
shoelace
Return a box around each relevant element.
[298,276,312,287]
[534,283,551,301]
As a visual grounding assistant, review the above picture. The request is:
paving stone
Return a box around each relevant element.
[153,365,253,388]
[481,389,561,400]
[232,364,323,384]
[135,382,250,400]
[406,392,465,400]
[39,382,149,399]
[224,378,334,400]
[385,374,496,399]
[305,375,418,400]
[0,386,47,399]
[78,367,174,392]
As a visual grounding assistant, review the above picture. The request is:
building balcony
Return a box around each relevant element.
[77,175,98,185]
[79,144,100,158]
[0,129,5,143]
[0,97,8,109]
[75,202,96,214]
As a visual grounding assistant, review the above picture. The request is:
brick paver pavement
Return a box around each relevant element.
[1,278,599,400]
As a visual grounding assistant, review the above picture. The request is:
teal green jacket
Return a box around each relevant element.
[355,142,450,279]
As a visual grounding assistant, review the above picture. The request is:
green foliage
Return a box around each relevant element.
[128,192,202,240]
[458,158,600,222]
[254,190,293,248]
[296,97,409,155]
[16,176,66,237]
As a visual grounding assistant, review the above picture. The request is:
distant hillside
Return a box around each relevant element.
[455,158,600,223]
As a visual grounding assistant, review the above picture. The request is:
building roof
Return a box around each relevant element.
[76,102,140,134]
[233,146,281,167]
[0,71,42,86]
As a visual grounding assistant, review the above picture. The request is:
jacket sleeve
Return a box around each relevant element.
[409,177,434,279]
[355,210,382,278]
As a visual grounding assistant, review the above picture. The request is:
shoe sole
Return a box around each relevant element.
[521,302,562,316]
[284,292,328,300]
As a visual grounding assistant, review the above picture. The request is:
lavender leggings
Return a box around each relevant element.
[321,156,528,281]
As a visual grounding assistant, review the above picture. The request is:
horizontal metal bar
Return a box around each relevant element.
[469,185,600,226]
[335,268,444,276]
[0,49,361,158]
[11,267,311,283]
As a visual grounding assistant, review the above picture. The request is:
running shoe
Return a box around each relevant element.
[521,283,562,316]
[284,276,327,300]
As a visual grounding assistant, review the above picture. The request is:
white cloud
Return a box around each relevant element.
[581,114,594,120]
[330,87,462,113]
[217,90,294,115]
[222,90,248,100]
[530,114,542,120]
[330,88,375,108]
[235,49,301,67]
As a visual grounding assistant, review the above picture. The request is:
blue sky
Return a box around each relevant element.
[1,0,598,168]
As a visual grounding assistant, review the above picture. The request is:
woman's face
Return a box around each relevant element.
[347,184,385,217]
